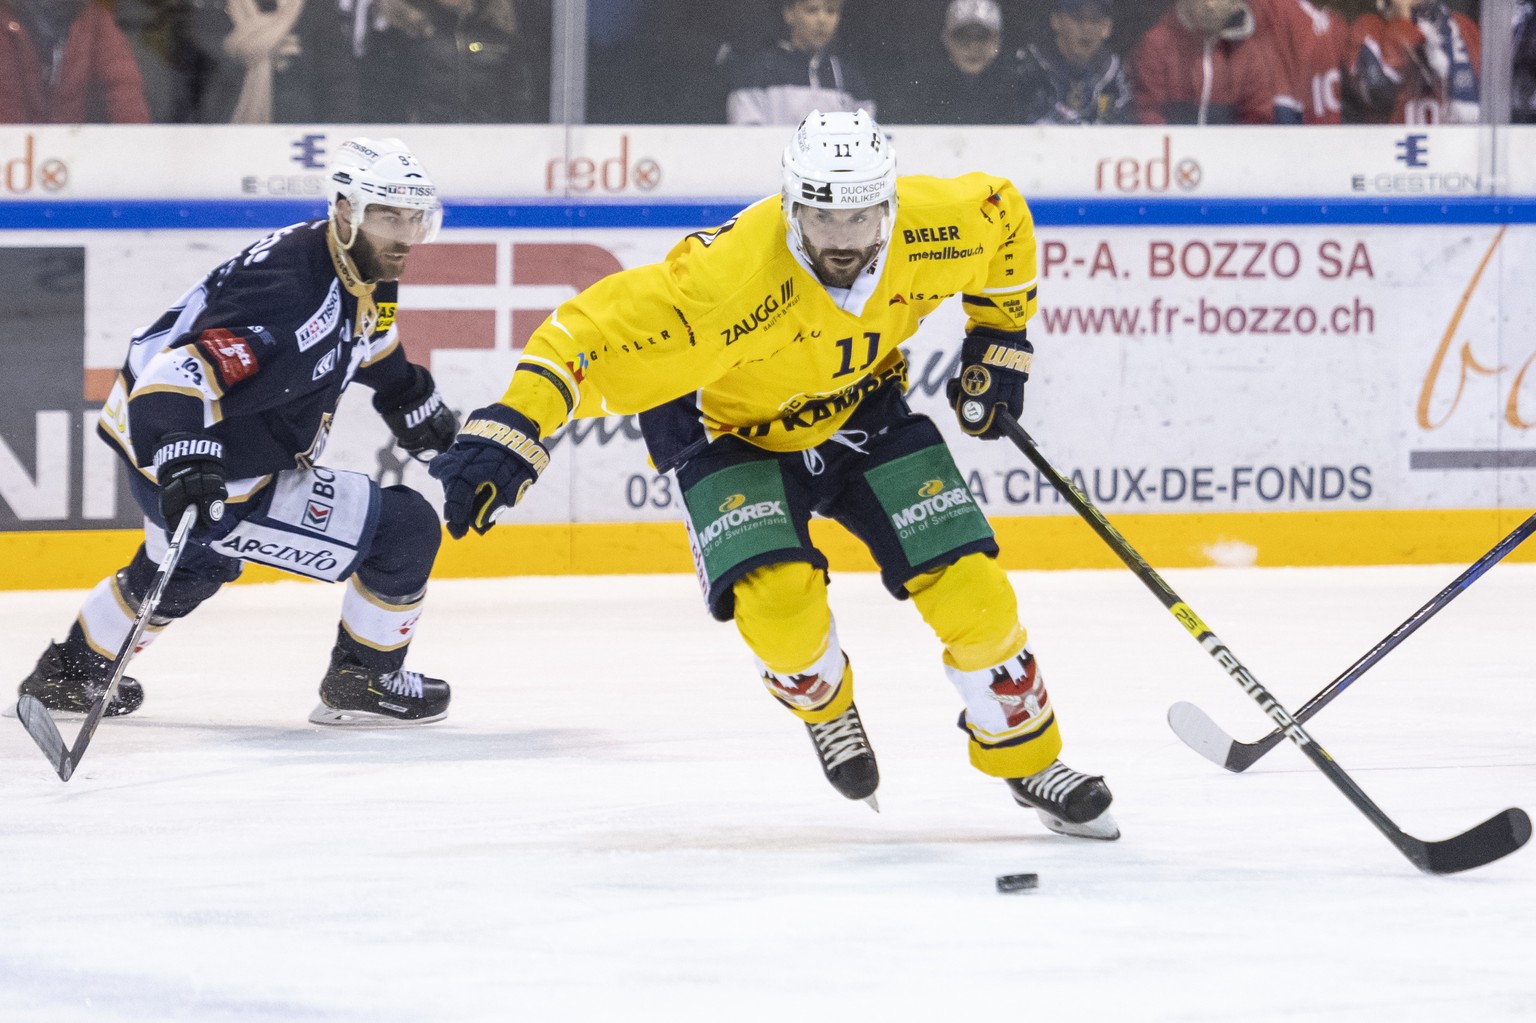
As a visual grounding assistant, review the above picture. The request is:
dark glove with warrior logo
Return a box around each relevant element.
[154,432,228,535]
[428,404,549,539]
[945,326,1032,440]
[374,364,460,460]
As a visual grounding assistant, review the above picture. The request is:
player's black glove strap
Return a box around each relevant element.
[427,404,548,539]
[374,364,460,461]
[946,326,1032,440]
[153,433,228,535]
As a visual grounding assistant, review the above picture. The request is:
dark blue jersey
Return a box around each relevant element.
[98,219,415,495]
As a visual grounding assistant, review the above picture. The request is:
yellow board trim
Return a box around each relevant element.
[1,507,1533,591]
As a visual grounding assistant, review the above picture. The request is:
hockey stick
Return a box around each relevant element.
[1169,511,1536,772]
[999,416,1530,874]
[16,506,198,782]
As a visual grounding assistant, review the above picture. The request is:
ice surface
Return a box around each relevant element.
[2,565,1532,1021]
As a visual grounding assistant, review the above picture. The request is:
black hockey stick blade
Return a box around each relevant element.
[15,507,197,782]
[16,694,75,782]
[1167,700,1284,773]
[1413,807,1532,875]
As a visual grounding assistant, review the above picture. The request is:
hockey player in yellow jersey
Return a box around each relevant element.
[430,109,1118,839]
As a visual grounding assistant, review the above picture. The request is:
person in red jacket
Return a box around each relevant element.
[0,0,150,123]
[1350,0,1480,124]
[1131,0,1303,124]
[1249,0,1351,124]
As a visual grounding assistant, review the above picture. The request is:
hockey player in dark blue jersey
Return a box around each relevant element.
[17,137,460,726]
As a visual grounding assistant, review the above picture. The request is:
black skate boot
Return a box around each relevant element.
[309,645,450,726]
[1006,760,1119,840]
[806,702,880,810]
[15,641,143,718]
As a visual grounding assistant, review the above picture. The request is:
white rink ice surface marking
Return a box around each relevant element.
[1,565,1533,1022]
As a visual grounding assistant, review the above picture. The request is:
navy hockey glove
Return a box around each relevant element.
[428,404,549,539]
[946,326,1033,440]
[153,433,228,535]
[374,364,460,461]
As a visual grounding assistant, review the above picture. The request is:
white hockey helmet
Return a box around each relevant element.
[327,137,443,247]
[782,109,897,262]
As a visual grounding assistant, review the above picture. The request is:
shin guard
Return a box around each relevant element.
[946,645,1063,778]
[337,577,424,673]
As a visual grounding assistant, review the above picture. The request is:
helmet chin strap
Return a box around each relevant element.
[327,215,376,292]
[330,211,361,254]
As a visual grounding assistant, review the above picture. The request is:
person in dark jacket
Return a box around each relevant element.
[16,138,461,728]
[0,0,149,122]
[726,0,875,124]
[884,0,1029,124]
[411,0,535,122]
[1017,0,1132,124]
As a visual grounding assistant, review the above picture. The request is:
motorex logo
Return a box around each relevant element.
[890,485,975,531]
[700,499,786,546]
[1395,134,1429,168]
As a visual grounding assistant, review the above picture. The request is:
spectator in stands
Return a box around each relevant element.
[726,0,875,124]
[1017,0,1133,124]
[0,0,150,122]
[113,0,185,122]
[1132,0,1304,124]
[183,0,315,122]
[1516,0,1536,122]
[1349,0,1480,123]
[375,0,538,122]
[1249,0,1352,123]
[884,0,1029,124]
[587,0,734,123]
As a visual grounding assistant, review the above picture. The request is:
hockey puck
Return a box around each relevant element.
[995,873,1039,893]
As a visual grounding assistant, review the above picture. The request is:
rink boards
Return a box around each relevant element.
[3,126,1535,586]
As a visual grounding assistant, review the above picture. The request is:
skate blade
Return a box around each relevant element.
[307,703,447,727]
[1036,808,1120,841]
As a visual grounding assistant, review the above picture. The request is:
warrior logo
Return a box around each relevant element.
[960,365,991,396]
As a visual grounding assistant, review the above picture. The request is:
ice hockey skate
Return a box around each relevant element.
[1006,760,1119,840]
[11,641,143,719]
[309,649,450,726]
[806,702,880,810]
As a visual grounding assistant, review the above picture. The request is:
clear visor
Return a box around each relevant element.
[359,201,443,246]
[793,201,890,253]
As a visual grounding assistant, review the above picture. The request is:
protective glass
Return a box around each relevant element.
[359,202,443,246]
[793,201,890,252]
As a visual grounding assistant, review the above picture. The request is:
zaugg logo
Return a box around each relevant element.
[721,279,797,345]
[3,136,68,194]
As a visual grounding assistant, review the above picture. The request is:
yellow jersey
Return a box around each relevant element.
[502,172,1038,453]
